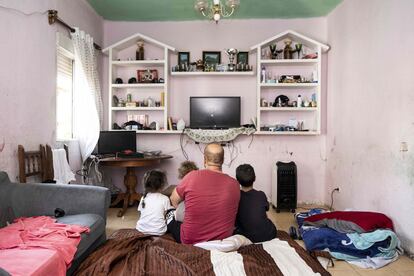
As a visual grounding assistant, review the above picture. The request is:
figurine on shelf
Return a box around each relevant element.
[283,39,295,59]
[269,44,282,59]
[136,40,144,60]
[196,59,205,71]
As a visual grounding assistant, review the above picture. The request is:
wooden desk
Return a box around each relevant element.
[100,155,173,217]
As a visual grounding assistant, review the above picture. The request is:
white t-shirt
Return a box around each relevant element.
[136,192,172,235]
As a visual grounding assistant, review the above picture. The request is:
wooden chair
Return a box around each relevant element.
[18,145,47,183]
[18,144,69,183]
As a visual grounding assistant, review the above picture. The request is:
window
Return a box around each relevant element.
[56,47,74,140]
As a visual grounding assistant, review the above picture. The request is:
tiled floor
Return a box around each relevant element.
[107,206,414,276]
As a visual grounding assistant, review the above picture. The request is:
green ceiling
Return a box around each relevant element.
[87,0,342,22]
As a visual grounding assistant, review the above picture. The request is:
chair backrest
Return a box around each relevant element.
[17,144,69,183]
[18,145,46,183]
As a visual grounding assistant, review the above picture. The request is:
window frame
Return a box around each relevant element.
[56,35,75,142]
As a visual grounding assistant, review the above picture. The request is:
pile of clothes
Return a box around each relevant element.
[295,209,403,269]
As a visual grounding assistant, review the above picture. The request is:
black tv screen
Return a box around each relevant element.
[190,97,241,129]
[98,131,136,154]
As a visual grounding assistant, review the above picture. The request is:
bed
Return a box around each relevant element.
[75,229,331,276]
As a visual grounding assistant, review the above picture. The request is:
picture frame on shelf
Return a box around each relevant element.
[137,69,158,83]
[237,51,249,64]
[202,51,221,65]
[178,52,190,65]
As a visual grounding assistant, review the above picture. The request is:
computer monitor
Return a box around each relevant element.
[190,96,241,129]
[97,131,136,154]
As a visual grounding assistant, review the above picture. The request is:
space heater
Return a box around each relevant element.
[271,161,297,213]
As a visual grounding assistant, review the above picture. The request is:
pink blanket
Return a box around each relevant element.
[0,216,89,276]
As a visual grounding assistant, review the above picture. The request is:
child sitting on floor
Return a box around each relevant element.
[174,161,198,222]
[235,164,277,243]
[136,170,172,235]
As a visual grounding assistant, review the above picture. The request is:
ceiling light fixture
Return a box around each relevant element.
[194,0,240,23]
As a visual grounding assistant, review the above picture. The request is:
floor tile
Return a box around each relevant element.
[397,270,414,276]
[387,255,414,271]
[329,270,360,276]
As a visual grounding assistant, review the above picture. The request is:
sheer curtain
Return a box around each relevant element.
[71,28,103,161]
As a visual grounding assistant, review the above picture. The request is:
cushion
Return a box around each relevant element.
[57,214,105,259]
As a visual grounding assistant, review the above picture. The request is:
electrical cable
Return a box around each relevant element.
[180,129,189,160]
[329,188,339,211]
[248,133,255,148]
[0,5,48,16]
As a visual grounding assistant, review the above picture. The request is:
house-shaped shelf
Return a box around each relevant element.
[103,32,175,132]
[251,30,329,136]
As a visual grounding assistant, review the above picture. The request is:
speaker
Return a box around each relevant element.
[275,161,297,213]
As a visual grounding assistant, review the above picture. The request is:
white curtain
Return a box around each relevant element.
[71,28,103,161]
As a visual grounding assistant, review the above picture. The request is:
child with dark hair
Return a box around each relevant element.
[136,170,172,235]
[235,164,277,243]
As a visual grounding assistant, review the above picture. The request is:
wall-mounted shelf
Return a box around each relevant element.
[260,59,319,65]
[104,32,175,131]
[111,107,165,111]
[111,83,165,88]
[252,30,329,135]
[135,130,182,134]
[259,107,317,112]
[111,60,165,67]
[260,83,319,88]
[256,131,319,136]
[171,71,255,76]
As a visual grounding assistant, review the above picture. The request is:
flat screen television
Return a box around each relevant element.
[97,131,137,154]
[190,97,241,129]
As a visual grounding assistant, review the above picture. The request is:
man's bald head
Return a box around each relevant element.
[204,143,224,168]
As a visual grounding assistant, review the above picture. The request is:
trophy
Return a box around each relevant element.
[225,48,238,71]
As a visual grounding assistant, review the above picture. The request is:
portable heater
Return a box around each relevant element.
[271,161,297,213]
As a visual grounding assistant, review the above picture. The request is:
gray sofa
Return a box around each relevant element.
[0,171,110,275]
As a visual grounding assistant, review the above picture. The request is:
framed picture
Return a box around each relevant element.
[178,52,190,65]
[202,51,221,65]
[137,69,158,83]
[237,52,249,64]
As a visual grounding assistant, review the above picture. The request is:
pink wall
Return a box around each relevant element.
[326,0,414,253]
[102,18,329,204]
[0,0,103,181]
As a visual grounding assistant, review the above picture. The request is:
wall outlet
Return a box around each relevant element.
[400,142,408,152]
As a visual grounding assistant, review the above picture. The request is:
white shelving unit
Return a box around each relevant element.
[171,71,255,76]
[102,30,328,137]
[250,30,329,135]
[103,33,175,132]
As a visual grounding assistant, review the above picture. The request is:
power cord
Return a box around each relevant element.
[329,188,340,211]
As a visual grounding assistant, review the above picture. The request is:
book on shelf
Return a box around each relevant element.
[168,117,173,130]
[161,92,165,107]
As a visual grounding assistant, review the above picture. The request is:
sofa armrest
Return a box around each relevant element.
[8,182,110,223]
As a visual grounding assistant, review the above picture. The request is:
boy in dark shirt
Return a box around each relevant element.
[235,164,277,243]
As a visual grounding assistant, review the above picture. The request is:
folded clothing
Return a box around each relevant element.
[303,211,394,233]
[302,227,386,259]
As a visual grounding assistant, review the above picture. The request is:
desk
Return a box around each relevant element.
[100,155,173,217]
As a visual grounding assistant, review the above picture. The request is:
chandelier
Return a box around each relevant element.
[194,0,240,23]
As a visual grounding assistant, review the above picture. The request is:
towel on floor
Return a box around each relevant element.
[52,148,75,184]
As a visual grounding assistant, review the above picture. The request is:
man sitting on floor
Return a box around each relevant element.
[167,143,240,244]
